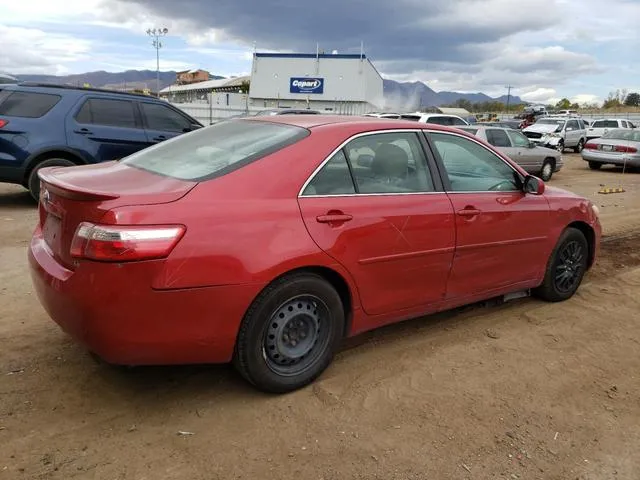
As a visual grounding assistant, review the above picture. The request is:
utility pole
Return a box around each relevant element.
[505,85,513,114]
[147,27,169,97]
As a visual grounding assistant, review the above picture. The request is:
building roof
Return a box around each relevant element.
[437,107,471,116]
[255,52,367,59]
[160,76,250,94]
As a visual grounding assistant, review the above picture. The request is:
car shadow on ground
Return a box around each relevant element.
[0,188,35,210]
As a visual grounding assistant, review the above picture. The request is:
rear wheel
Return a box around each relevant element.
[540,159,555,181]
[588,161,602,170]
[27,158,76,201]
[534,227,589,302]
[574,139,585,153]
[234,273,345,393]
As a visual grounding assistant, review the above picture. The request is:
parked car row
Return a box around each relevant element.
[581,129,640,170]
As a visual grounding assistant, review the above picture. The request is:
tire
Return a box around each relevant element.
[534,227,589,302]
[27,158,76,201]
[234,273,345,393]
[573,139,584,153]
[588,161,602,170]
[540,159,555,181]
[555,140,564,153]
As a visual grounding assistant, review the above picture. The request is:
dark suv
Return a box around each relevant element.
[0,83,202,199]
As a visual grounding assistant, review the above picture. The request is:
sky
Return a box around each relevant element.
[1,0,639,106]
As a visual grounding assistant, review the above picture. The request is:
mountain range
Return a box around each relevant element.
[12,70,523,108]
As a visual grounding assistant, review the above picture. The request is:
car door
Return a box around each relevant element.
[565,119,580,147]
[66,97,148,162]
[297,130,456,316]
[425,130,551,300]
[139,101,198,146]
[507,129,542,173]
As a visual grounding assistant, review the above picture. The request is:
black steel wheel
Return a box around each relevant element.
[534,227,589,302]
[234,273,344,393]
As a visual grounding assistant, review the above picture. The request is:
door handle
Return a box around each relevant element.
[153,135,167,141]
[457,208,481,217]
[74,128,92,134]
[316,213,353,224]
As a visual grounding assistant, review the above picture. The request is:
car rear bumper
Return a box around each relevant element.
[28,231,263,365]
[581,150,640,167]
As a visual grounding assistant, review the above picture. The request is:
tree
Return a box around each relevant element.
[624,92,640,107]
[555,98,572,110]
[238,80,250,94]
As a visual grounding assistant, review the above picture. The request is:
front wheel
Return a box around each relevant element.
[540,160,555,181]
[234,273,345,393]
[555,140,565,153]
[27,158,76,201]
[534,227,589,302]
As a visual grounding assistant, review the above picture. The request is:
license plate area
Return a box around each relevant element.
[43,214,62,253]
[602,144,614,151]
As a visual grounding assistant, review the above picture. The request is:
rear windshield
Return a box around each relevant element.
[121,119,310,181]
[0,91,61,118]
[592,120,618,128]
[601,129,640,142]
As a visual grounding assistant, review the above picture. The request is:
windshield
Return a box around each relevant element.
[601,129,640,142]
[536,119,565,125]
[121,119,309,181]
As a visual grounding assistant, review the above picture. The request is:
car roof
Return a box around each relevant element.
[4,82,160,100]
[240,114,464,132]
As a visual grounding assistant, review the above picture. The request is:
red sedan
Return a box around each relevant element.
[29,116,602,393]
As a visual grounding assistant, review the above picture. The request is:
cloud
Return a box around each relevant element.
[0,25,91,75]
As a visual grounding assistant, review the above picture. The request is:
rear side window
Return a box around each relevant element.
[425,117,449,125]
[140,102,192,132]
[485,129,511,147]
[450,117,467,126]
[121,119,309,181]
[592,120,618,128]
[400,115,421,121]
[0,91,61,118]
[75,98,137,128]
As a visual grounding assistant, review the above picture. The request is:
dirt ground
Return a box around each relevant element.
[2,153,640,480]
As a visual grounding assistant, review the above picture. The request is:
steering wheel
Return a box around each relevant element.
[488,180,516,191]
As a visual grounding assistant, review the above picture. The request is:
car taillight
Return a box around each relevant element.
[70,222,185,262]
[614,145,638,153]
[584,142,598,150]
[0,119,8,128]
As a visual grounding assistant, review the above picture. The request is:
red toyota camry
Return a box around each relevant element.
[29,116,602,393]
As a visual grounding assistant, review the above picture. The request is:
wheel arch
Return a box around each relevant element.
[23,148,88,184]
[567,221,596,268]
[251,265,356,339]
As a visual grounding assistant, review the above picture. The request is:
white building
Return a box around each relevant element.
[248,52,383,114]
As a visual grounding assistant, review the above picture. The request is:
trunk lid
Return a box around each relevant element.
[37,161,196,268]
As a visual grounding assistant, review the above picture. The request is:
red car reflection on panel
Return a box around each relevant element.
[28,116,602,393]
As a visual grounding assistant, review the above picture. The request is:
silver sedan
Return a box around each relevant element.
[459,125,563,181]
[582,129,640,170]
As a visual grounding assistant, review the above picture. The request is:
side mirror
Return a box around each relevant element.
[566,127,574,131]
[184,123,203,132]
[528,141,536,148]
[524,175,545,195]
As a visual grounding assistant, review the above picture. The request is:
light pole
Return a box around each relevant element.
[146,27,168,97]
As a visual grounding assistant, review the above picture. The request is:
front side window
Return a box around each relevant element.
[430,132,521,192]
[485,129,511,147]
[450,117,468,126]
[122,119,309,181]
[344,132,434,194]
[75,98,137,129]
[566,120,579,130]
[140,102,192,132]
[0,91,61,118]
[507,130,531,148]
